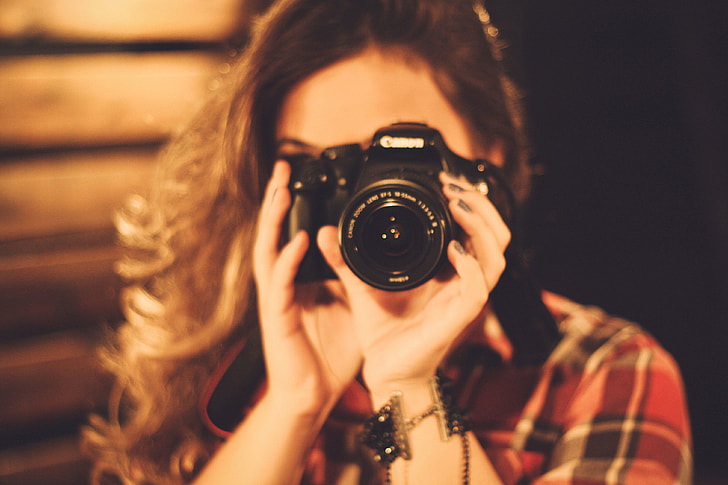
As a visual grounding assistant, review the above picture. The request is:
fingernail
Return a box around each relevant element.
[453,240,467,255]
[448,183,465,193]
[457,199,472,213]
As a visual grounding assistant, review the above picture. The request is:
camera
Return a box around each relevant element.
[283,122,493,291]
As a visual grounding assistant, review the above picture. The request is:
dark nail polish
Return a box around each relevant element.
[448,183,465,193]
[457,199,472,213]
[453,240,467,255]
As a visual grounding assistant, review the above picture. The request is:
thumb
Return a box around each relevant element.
[317,226,359,286]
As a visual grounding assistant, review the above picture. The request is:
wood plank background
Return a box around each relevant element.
[0,53,222,149]
[0,1,261,483]
[0,0,246,42]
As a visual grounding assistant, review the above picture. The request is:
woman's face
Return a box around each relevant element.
[276,48,493,161]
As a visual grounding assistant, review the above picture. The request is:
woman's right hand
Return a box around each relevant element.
[195,163,360,485]
[253,161,361,417]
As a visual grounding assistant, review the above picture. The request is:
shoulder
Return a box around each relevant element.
[542,291,678,378]
[541,292,689,426]
[526,292,693,484]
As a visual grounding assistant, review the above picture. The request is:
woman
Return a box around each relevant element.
[83,1,692,484]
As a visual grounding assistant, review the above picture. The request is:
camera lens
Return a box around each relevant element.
[339,179,452,290]
[361,203,425,269]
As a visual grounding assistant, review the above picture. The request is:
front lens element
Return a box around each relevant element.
[361,203,426,271]
[339,180,451,290]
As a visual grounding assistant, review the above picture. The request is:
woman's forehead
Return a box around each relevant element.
[276,49,479,159]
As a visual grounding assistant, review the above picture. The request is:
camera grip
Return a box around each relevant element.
[286,193,337,282]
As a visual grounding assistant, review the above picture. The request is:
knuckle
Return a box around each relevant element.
[472,279,488,304]
[493,254,506,276]
[502,228,512,246]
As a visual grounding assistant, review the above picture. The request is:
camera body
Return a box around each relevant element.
[283,122,491,291]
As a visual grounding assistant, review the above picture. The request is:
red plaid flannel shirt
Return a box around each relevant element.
[474,292,693,484]
[306,292,693,484]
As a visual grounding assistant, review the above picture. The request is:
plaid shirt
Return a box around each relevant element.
[307,292,693,484]
[472,292,693,484]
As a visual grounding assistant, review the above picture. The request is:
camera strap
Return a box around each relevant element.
[476,159,561,365]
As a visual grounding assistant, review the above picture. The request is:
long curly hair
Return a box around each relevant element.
[83,0,530,483]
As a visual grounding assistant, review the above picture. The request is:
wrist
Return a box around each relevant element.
[369,378,434,415]
[265,380,335,424]
[361,374,470,466]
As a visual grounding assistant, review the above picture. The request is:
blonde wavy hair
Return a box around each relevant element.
[83,0,531,482]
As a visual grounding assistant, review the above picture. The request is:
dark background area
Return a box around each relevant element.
[490,0,728,477]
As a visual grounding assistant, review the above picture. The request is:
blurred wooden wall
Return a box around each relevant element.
[0,1,257,483]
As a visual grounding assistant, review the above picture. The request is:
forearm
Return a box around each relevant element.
[194,392,327,485]
[370,382,503,485]
[391,429,503,485]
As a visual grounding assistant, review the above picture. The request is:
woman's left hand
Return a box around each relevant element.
[317,171,511,402]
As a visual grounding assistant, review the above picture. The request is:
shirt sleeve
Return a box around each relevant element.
[533,331,693,485]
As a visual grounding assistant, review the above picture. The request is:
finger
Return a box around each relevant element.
[264,230,308,315]
[259,161,290,219]
[440,172,510,249]
[316,226,359,288]
[254,162,292,285]
[448,240,488,300]
[451,242,488,321]
[448,195,506,252]
[443,179,510,263]
[317,225,385,312]
[258,231,309,352]
[422,241,489,347]
[449,198,507,289]
[441,173,510,247]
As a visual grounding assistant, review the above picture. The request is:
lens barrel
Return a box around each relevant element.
[339,179,451,290]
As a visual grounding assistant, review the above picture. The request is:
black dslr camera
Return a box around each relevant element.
[283,122,494,291]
